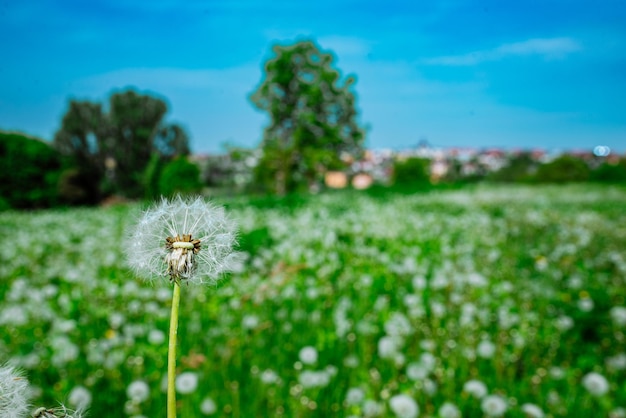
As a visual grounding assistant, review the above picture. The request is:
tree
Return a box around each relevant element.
[54,89,191,200]
[158,157,203,197]
[393,157,431,187]
[53,100,106,203]
[0,131,64,208]
[104,90,168,197]
[250,40,365,194]
[534,154,590,183]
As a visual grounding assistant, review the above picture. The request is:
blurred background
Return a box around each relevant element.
[1,0,626,207]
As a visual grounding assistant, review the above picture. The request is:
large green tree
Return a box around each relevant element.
[54,90,190,199]
[250,40,365,194]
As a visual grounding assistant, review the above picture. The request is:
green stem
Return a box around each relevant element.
[168,281,181,418]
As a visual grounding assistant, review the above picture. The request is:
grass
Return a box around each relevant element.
[1,183,625,417]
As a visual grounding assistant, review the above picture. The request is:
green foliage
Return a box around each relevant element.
[489,152,537,182]
[250,39,365,194]
[591,158,626,183]
[0,131,64,209]
[534,154,591,183]
[392,157,431,186]
[158,157,202,197]
[54,89,191,201]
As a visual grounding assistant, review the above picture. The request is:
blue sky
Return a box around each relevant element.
[1,0,625,153]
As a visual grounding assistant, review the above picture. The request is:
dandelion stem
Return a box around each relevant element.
[167,281,181,418]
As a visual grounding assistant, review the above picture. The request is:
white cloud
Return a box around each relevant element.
[424,37,582,66]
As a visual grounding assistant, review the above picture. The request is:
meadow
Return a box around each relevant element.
[1,184,625,417]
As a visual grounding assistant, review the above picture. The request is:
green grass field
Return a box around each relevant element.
[1,184,625,417]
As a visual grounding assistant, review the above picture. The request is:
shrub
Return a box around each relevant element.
[534,155,590,183]
[0,131,64,209]
[158,157,203,197]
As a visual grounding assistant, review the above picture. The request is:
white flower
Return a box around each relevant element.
[298,346,318,365]
[200,397,217,415]
[67,386,92,411]
[438,402,461,418]
[463,379,488,399]
[175,372,199,394]
[0,364,30,418]
[126,380,150,403]
[481,395,508,417]
[521,403,545,418]
[582,372,609,396]
[127,196,239,285]
[389,394,419,418]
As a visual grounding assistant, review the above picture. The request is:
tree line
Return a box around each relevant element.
[2,39,624,210]
[0,39,365,209]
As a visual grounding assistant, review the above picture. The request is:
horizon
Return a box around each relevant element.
[1,1,625,153]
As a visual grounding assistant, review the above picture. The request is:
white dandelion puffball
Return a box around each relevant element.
[481,395,508,417]
[201,397,217,415]
[438,402,461,418]
[463,379,488,399]
[67,385,92,411]
[521,403,545,418]
[127,196,239,285]
[298,346,319,365]
[126,380,150,403]
[477,340,496,359]
[0,364,30,418]
[175,371,199,394]
[582,372,609,397]
[389,394,419,418]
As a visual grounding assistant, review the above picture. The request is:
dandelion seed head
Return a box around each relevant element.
[67,386,92,411]
[481,395,508,417]
[126,380,150,403]
[463,379,488,399]
[438,402,461,418]
[175,371,199,395]
[127,196,239,285]
[521,403,545,418]
[298,346,319,365]
[582,371,609,396]
[389,394,419,418]
[0,364,30,418]
[200,397,217,415]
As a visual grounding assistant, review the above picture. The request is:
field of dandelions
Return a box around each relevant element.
[1,184,625,418]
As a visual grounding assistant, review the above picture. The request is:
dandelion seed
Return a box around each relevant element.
[127,196,238,285]
[0,364,30,418]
